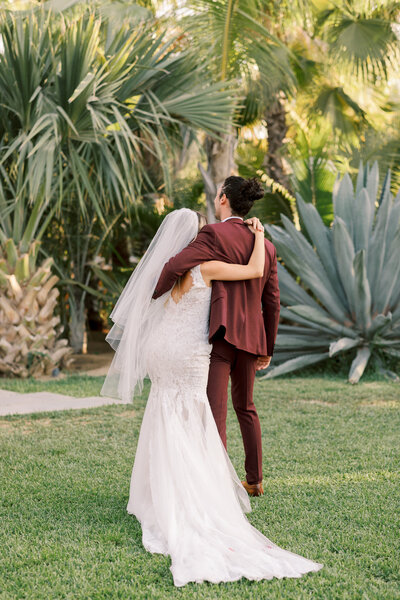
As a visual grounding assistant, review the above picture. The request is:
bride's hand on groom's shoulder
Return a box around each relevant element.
[244,217,264,234]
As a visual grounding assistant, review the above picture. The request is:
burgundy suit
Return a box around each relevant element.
[152,217,280,484]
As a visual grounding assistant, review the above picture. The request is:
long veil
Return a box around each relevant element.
[100,208,199,403]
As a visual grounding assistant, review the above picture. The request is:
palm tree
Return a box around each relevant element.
[262,0,400,204]
[160,0,295,220]
[0,8,236,359]
[159,0,399,222]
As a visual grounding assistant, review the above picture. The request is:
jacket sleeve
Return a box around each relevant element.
[152,225,217,299]
[261,244,280,356]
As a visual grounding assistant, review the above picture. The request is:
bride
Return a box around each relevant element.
[101,208,323,587]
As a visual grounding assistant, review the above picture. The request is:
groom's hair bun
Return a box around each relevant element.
[220,176,264,217]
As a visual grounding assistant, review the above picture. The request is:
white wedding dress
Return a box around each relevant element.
[126,264,323,586]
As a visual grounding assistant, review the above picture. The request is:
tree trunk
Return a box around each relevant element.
[263,97,292,191]
[86,289,104,332]
[68,289,87,353]
[199,131,237,223]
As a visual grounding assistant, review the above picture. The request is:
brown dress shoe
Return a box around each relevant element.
[241,480,264,497]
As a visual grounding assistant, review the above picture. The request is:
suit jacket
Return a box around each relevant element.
[152,217,280,356]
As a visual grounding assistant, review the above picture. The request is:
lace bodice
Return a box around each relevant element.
[164,263,211,326]
[145,264,212,390]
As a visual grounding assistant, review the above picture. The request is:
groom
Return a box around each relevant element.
[152,176,280,496]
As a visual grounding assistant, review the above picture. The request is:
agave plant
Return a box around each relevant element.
[263,162,400,383]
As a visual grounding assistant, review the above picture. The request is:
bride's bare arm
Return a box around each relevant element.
[200,218,265,285]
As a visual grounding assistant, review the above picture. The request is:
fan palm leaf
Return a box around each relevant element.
[323,10,400,78]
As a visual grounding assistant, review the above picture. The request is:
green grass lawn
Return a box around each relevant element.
[1,375,399,599]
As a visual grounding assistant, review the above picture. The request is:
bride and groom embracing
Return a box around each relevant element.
[101,175,323,587]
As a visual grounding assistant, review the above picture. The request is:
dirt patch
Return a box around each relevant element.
[114,410,136,418]
[358,400,399,408]
[295,399,337,407]
[25,352,113,382]
[0,420,38,434]
[68,352,113,373]
[0,406,135,433]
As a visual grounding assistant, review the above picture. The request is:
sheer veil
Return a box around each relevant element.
[100,208,199,403]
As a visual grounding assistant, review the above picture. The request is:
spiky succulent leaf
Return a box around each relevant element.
[287,305,356,338]
[353,188,374,252]
[266,223,347,321]
[332,217,355,316]
[264,352,330,379]
[348,347,371,384]
[329,337,360,357]
[333,172,354,235]
[296,195,345,303]
[276,263,320,309]
[367,313,392,340]
[353,250,371,330]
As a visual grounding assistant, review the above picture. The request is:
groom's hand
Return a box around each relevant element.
[256,356,271,370]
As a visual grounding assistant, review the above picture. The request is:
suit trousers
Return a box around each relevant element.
[206,337,263,485]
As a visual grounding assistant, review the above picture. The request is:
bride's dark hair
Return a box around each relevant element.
[220,176,264,217]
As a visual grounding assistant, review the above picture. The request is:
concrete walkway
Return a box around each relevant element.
[0,389,130,416]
